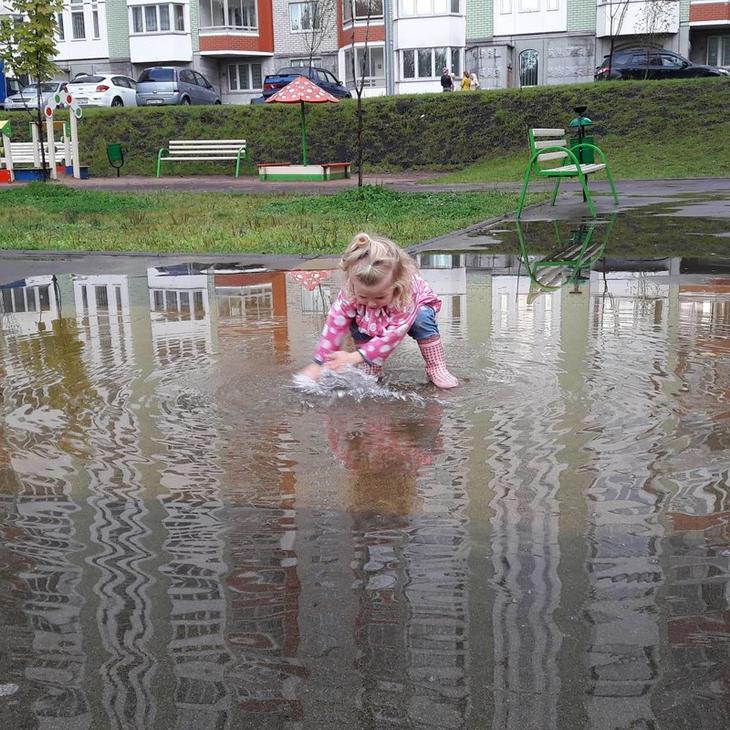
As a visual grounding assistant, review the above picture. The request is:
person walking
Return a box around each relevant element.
[440,67,454,92]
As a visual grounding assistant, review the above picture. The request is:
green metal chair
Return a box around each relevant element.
[516,128,619,218]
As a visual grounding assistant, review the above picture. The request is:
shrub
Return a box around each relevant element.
[2,77,728,176]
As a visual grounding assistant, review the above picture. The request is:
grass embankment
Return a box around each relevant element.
[426,125,730,184]
[0,184,542,254]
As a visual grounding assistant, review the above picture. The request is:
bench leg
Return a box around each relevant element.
[577,172,597,216]
[551,178,561,206]
[516,165,532,219]
[604,166,619,205]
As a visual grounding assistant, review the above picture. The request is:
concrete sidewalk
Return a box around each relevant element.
[57,171,730,200]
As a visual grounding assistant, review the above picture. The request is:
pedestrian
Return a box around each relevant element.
[297,232,458,388]
[460,70,471,91]
[440,67,454,92]
[469,71,480,90]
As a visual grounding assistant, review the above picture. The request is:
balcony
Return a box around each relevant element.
[199,0,258,33]
[596,0,680,37]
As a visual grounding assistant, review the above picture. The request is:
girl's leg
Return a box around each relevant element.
[409,307,458,389]
[350,322,383,378]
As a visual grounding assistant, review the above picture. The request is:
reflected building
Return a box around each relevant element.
[0,276,90,729]
[485,268,564,729]
[148,267,213,367]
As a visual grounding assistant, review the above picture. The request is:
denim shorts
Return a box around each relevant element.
[350,305,440,343]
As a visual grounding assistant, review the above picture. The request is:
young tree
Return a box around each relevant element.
[637,0,677,59]
[0,0,64,177]
[295,0,338,75]
[603,0,631,79]
[348,0,382,188]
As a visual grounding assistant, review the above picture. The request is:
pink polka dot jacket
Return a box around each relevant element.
[314,275,442,366]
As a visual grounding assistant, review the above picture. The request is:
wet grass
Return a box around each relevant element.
[0,184,544,254]
[424,125,730,184]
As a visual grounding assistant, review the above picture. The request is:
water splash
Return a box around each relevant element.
[292,366,427,404]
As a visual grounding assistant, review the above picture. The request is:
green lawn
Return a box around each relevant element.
[424,127,730,184]
[0,184,544,254]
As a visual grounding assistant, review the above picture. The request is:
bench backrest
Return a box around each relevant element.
[168,139,246,156]
[529,128,568,167]
[1,141,66,164]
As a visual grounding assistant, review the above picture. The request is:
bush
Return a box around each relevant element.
[3,77,728,176]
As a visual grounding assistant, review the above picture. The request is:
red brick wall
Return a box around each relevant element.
[690,2,730,22]
[199,0,274,53]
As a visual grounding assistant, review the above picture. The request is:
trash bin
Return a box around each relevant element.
[106,142,124,177]
[568,106,594,164]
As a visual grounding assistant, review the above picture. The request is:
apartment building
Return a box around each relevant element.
[1,0,726,103]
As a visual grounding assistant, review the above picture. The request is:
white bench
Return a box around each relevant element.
[1,141,67,169]
[156,139,249,178]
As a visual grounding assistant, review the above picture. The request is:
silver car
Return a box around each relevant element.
[136,67,221,106]
[4,80,67,110]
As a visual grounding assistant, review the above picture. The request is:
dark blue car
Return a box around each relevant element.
[251,66,352,104]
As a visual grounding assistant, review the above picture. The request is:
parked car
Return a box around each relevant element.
[251,66,352,104]
[136,67,221,106]
[595,48,730,81]
[3,80,67,110]
[67,74,137,107]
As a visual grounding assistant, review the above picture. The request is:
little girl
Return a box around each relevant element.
[298,232,458,389]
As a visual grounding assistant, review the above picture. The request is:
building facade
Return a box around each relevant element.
[1,0,727,102]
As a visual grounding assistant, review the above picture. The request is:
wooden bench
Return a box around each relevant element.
[516,128,618,218]
[156,139,249,178]
[321,161,351,180]
[1,141,67,169]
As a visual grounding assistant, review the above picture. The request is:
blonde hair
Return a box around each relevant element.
[340,232,418,310]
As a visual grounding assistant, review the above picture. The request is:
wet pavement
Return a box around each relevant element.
[1,193,730,729]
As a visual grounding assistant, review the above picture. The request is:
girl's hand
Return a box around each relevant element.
[298,362,323,381]
[325,350,364,372]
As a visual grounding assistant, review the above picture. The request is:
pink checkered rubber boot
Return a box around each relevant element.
[418,336,458,389]
[359,361,383,378]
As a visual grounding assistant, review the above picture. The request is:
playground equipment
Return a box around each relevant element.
[0,90,84,182]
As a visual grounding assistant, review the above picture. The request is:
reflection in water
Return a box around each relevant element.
[0,235,729,728]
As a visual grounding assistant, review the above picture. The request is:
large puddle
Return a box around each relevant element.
[1,215,729,729]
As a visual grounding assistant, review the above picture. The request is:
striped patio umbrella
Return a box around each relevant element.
[265,76,339,166]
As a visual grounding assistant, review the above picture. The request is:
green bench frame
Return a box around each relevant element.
[517,128,619,218]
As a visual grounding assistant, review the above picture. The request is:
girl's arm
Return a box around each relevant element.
[313,291,355,364]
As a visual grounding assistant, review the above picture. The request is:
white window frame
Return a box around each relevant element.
[289,2,321,32]
[343,0,384,24]
[707,35,730,68]
[344,44,385,87]
[399,0,460,16]
[56,12,65,41]
[401,46,461,80]
[227,62,263,91]
[200,0,258,30]
[130,4,187,34]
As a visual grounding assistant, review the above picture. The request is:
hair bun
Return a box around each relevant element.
[353,232,371,248]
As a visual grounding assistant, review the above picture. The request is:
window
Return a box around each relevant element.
[228,62,263,90]
[399,0,459,15]
[345,46,385,86]
[57,13,65,40]
[92,4,100,37]
[200,0,257,29]
[518,0,539,12]
[290,2,321,31]
[343,0,383,23]
[72,7,85,39]
[179,69,196,84]
[131,4,186,33]
[145,6,157,31]
[707,36,730,67]
[289,57,322,67]
[401,47,460,79]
